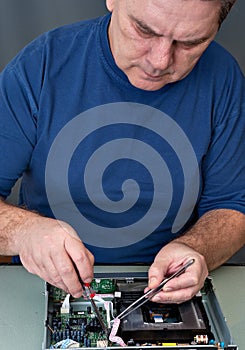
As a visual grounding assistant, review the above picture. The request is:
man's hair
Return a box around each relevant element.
[202,0,236,25]
[219,0,236,24]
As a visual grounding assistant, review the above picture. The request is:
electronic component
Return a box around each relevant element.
[115,259,195,321]
[90,278,116,294]
[43,272,238,349]
[114,281,213,345]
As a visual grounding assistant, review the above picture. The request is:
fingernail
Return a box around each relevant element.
[84,278,92,284]
[149,277,157,285]
[73,291,83,298]
[163,287,173,292]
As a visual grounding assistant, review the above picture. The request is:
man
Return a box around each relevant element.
[0,0,244,304]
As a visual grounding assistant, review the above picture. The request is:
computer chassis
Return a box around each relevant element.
[43,266,238,350]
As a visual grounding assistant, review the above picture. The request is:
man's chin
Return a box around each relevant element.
[129,77,170,91]
[126,69,178,91]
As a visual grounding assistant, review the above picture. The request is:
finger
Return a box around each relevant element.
[164,264,207,299]
[146,268,200,303]
[38,258,70,293]
[148,259,187,290]
[47,232,93,298]
[148,261,168,289]
[50,223,94,295]
[149,259,208,304]
[52,254,83,297]
[162,267,207,293]
[162,265,199,291]
[153,274,207,304]
[65,236,94,281]
[148,254,196,290]
[148,271,198,304]
[151,286,199,304]
[20,249,69,292]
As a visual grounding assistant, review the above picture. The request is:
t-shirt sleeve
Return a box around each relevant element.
[0,62,38,198]
[197,62,245,216]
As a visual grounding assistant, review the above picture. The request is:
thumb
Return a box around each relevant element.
[64,235,94,283]
[148,260,168,289]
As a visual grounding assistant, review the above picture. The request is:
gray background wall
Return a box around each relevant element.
[1,0,244,263]
[0,0,108,71]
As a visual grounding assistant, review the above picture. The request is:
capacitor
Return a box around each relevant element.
[77,331,81,343]
[194,334,208,344]
[84,337,88,347]
[127,339,135,346]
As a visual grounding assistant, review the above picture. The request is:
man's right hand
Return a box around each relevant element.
[0,197,95,298]
[17,217,94,297]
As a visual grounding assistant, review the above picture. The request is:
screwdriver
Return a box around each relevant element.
[73,263,108,335]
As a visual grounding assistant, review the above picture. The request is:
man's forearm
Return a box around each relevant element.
[173,209,245,270]
[0,199,40,255]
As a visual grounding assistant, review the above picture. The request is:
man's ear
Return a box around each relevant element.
[106,0,115,12]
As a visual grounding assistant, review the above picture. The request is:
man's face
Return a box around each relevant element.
[106,0,220,91]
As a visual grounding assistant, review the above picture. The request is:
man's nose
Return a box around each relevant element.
[146,38,174,71]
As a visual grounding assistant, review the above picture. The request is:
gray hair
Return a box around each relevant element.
[202,0,236,25]
[219,0,236,24]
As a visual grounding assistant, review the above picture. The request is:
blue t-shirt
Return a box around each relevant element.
[0,14,244,263]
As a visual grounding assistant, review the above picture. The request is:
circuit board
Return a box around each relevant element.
[43,273,238,350]
[49,307,108,347]
[46,282,113,348]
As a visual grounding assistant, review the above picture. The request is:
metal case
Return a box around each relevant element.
[43,266,238,350]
